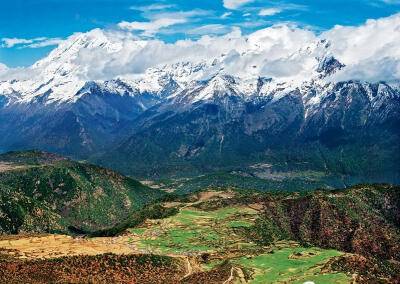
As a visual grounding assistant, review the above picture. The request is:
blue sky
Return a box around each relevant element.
[1,0,399,67]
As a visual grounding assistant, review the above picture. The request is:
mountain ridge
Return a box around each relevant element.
[0,150,164,235]
[0,31,399,189]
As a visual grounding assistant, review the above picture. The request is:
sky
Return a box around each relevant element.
[1,0,400,67]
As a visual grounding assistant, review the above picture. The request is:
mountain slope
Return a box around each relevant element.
[0,81,166,159]
[0,150,164,234]
[0,30,399,189]
[250,183,400,260]
[74,183,400,283]
[95,79,400,187]
[94,183,400,261]
[0,183,399,283]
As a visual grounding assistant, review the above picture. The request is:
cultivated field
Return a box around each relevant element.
[0,189,355,283]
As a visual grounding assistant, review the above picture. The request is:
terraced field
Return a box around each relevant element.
[1,185,400,283]
[232,248,348,283]
[129,207,258,253]
[122,196,351,283]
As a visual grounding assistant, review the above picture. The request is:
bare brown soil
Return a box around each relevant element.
[0,162,33,172]
[0,234,138,259]
[197,190,235,201]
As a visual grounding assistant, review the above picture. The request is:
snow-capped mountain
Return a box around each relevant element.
[0,27,340,105]
[0,30,399,187]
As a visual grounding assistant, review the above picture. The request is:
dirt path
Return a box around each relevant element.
[235,267,246,283]
[223,267,235,284]
[182,257,193,278]
[223,266,246,284]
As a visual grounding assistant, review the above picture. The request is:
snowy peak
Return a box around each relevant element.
[316,56,345,78]
[0,30,135,104]
[0,28,398,107]
[31,29,123,77]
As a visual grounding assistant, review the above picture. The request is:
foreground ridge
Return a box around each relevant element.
[1,183,399,283]
[0,150,163,235]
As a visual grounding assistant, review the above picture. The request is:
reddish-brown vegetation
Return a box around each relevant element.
[183,261,233,284]
[0,253,185,283]
[249,184,400,261]
[324,254,400,283]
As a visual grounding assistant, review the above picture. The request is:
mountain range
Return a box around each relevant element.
[0,29,399,188]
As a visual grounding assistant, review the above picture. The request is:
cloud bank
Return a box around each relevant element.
[322,14,400,81]
[1,13,400,83]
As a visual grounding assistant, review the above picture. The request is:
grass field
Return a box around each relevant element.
[4,186,397,283]
[124,200,351,283]
[233,248,348,283]
[128,207,259,253]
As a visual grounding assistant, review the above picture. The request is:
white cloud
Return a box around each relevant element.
[223,0,255,10]
[2,13,400,83]
[322,13,400,81]
[258,8,282,16]
[379,0,400,3]
[257,4,307,17]
[25,38,63,48]
[142,10,211,21]
[235,19,270,28]
[187,24,231,35]
[1,37,63,49]
[0,62,8,74]
[118,18,186,36]
[221,12,232,19]
[118,10,210,37]
[1,38,33,48]
[129,4,175,11]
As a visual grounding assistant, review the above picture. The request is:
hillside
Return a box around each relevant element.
[1,183,399,283]
[94,79,400,187]
[93,183,400,262]
[0,150,164,235]
[250,183,400,260]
